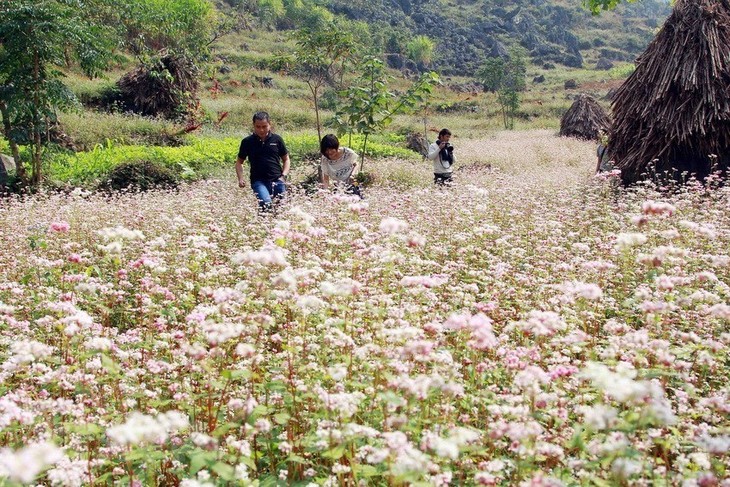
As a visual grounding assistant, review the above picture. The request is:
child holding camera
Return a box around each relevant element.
[427,128,456,185]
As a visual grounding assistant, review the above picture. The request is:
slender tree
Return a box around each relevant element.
[288,25,355,141]
[476,50,526,129]
[335,56,439,171]
[0,0,115,186]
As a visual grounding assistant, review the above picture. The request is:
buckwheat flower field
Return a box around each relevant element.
[0,131,728,486]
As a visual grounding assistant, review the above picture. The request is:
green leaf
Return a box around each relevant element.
[212,422,239,437]
[352,464,380,478]
[221,369,251,380]
[69,422,102,436]
[287,453,307,464]
[273,412,290,425]
[211,462,235,481]
[322,445,346,459]
[100,354,121,374]
[189,451,217,474]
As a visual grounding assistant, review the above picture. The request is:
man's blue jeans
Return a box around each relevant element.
[251,179,286,210]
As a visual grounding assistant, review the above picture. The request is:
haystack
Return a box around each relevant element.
[559,94,610,140]
[611,0,730,185]
[116,52,199,119]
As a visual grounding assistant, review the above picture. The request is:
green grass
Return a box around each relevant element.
[45,134,417,187]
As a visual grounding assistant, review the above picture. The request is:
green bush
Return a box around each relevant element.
[99,160,179,192]
[45,134,416,187]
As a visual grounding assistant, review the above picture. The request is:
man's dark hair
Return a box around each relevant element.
[438,128,451,139]
[253,111,270,123]
[320,134,340,156]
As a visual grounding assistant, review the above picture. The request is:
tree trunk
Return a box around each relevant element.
[31,51,43,187]
[0,101,25,182]
[313,88,321,142]
[31,126,42,187]
[359,133,369,173]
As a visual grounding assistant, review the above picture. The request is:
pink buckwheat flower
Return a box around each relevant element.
[49,221,70,233]
[641,200,676,217]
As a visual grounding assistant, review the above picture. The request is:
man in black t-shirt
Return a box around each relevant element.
[236,111,291,211]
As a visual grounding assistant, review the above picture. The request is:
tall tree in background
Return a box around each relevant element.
[0,0,116,186]
[477,50,526,129]
[289,25,355,140]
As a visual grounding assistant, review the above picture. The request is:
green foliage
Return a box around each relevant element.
[476,50,526,130]
[46,135,413,187]
[101,160,179,192]
[0,0,117,185]
[405,35,435,66]
[286,25,356,139]
[335,56,439,170]
[115,0,216,58]
[609,63,636,79]
[257,0,285,26]
[47,140,222,186]
[583,0,636,15]
[477,58,507,93]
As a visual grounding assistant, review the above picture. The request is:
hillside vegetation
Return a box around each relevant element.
[312,0,670,73]
[1,0,670,189]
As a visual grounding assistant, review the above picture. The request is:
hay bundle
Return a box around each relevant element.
[611,0,730,185]
[116,52,199,119]
[559,94,611,140]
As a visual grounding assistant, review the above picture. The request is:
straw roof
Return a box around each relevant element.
[559,94,611,140]
[610,0,730,185]
[117,52,199,120]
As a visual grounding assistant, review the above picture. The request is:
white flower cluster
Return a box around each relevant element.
[641,200,676,217]
[98,226,145,241]
[83,337,113,351]
[381,431,433,476]
[581,362,677,426]
[514,310,568,337]
[6,340,54,365]
[582,362,649,403]
[379,217,409,234]
[320,278,362,296]
[231,246,288,266]
[400,275,449,288]
[201,321,245,346]
[97,225,145,254]
[615,232,648,250]
[556,281,603,302]
[106,410,188,446]
[313,387,365,419]
[422,427,481,460]
[288,206,316,227]
[0,441,65,483]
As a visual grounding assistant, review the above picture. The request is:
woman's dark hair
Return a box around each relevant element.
[320,134,340,156]
[438,128,451,139]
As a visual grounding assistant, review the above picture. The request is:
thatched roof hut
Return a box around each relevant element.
[611,0,730,185]
[559,94,611,140]
[116,52,199,120]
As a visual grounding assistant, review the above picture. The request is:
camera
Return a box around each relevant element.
[439,142,454,166]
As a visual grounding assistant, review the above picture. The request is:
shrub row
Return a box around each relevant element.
[44,134,416,188]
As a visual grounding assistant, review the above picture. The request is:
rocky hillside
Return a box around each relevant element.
[318,0,671,75]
